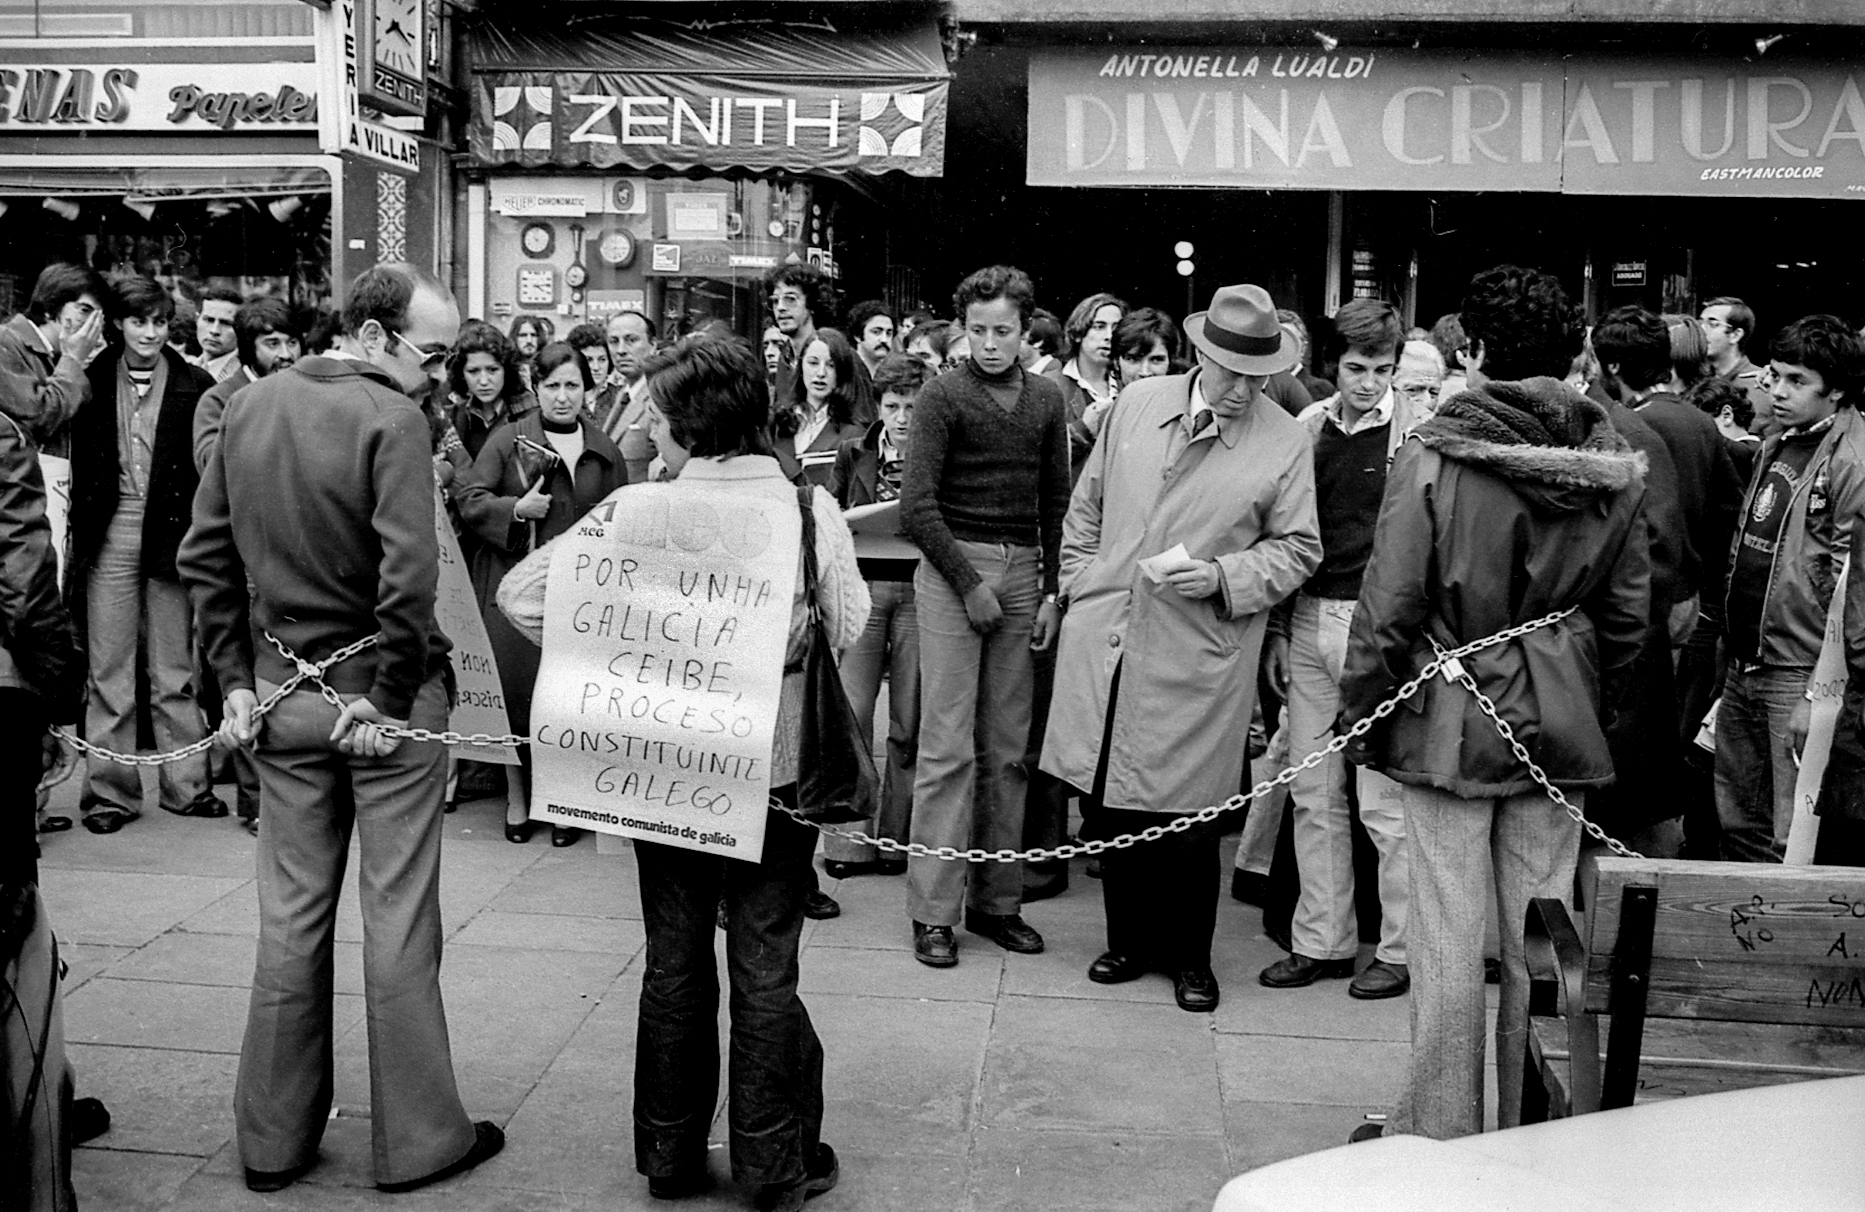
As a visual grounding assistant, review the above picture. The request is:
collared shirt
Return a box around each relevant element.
[193,348,240,383]
[876,429,905,501]
[1162,371,1231,469]
[1064,357,1116,406]
[794,404,831,461]
[1322,387,1394,436]
[116,356,165,498]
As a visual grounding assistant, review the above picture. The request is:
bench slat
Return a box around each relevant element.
[1531,1016,1865,1107]
[1583,860,1865,1022]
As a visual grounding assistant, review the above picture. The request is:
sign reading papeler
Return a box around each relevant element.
[530,485,800,861]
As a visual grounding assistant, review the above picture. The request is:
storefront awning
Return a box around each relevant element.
[0,163,331,200]
[467,16,950,177]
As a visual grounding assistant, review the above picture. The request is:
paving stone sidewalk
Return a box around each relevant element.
[37,776,1450,1212]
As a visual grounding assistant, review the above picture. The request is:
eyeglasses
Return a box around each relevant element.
[391,330,450,371]
[1699,317,1732,333]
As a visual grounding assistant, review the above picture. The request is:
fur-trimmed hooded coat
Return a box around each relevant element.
[1340,377,1652,797]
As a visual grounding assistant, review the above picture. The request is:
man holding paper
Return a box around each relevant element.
[1041,283,1321,1013]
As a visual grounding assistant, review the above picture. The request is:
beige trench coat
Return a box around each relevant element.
[1040,371,1321,813]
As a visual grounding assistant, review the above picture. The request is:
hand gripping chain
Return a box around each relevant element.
[53,610,1636,861]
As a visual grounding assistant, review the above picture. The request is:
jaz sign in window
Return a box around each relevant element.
[0,63,320,132]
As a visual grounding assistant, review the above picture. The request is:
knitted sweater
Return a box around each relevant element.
[497,456,869,787]
[900,360,1070,596]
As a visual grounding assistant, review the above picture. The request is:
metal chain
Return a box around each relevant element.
[53,609,1636,861]
[51,633,382,768]
[1428,636,1641,860]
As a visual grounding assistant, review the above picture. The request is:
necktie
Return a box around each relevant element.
[1190,410,1215,438]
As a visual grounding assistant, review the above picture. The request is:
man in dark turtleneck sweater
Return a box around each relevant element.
[899,264,1070,969]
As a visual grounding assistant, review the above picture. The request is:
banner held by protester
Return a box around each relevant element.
[434,493,519,764]
[530,484,799,861]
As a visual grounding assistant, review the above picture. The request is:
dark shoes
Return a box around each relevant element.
[245,1158,316,1193]
[1229,869,1269,907]
[505,819,536,844]
[164,793,228,819]
[551,825,581,848]
[1175,967,1220,1013]
[1348,960,1411,1000]
[377,1120,505,1193]
[822,857,906,879]
[1087,951,1147,984]
[803,890,841,920]
[1348,1122,1385,1143]
[80,808,135,835]
[754,1143,839,1212]
[1258,954,1357,988]
[912,921,958,967]
[963,910,1044,954]
[647,1166,714,1200]
[70,1097,110,1144]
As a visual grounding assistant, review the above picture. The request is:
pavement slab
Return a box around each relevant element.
[968,1127,1231,1212]
[66,1043,240,1156]
[40,797,1448,1211]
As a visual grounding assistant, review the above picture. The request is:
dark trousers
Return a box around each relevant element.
[1090,803,1222,971]
[1077,664,1221,971]
[633,790,824,1189]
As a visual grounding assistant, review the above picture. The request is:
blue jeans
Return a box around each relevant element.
[632,791,823,1189]
[908,541,1040,926]
[824,579,919,863]
[1714,664,1806,863]
[83,500,212,815]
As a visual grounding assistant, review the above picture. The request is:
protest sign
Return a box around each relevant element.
[39,452,69,588]
[433,493,519,764]
[530,483,800,861]
[1786,557,1848,864]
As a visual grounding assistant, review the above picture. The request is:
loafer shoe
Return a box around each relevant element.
[70,1097,110,1144]
[1174,967,1220,1012]
[1087,951,1147,984]
[963,910,1044,954]
[245,1158,316,1193]
[164,793,228,819]
[1348,960,1411,1000]
[80,809,135,835]
[803,890,841,920]
[647,1166,713,1200]
[378,1121,504,1192]
[1258,954,1356,988]
[912,922,958,967]
[753,1143,839,1212]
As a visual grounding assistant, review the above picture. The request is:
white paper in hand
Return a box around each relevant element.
[1138,542,1194,585]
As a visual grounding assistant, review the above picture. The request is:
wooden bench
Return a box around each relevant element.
[1520,857,1865,1123]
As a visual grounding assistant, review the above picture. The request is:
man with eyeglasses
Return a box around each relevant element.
[1699,297,1775,435]
[179,263,505,1195]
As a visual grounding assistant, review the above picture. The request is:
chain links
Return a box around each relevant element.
[54,609,1636,861]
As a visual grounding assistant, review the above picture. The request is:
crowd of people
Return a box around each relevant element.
[2,246,1863,1209]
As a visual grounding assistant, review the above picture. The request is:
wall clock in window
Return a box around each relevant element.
[520,221,555,259]
[516,266,557,308]
[597,227,636,269]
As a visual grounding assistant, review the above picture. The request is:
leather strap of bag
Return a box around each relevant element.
[796,485,820,623]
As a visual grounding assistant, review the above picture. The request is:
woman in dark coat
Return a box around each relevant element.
[455,341,624,845]
[773,327,866,488]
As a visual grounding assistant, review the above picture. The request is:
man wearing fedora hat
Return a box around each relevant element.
[1041,283,1321,1012]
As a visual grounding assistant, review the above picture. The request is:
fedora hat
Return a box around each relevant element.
[1184,284,1298,376]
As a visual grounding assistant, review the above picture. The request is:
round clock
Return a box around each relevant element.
[565,262,588,288]
[520,222,555,259]
[597,228,636,269]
